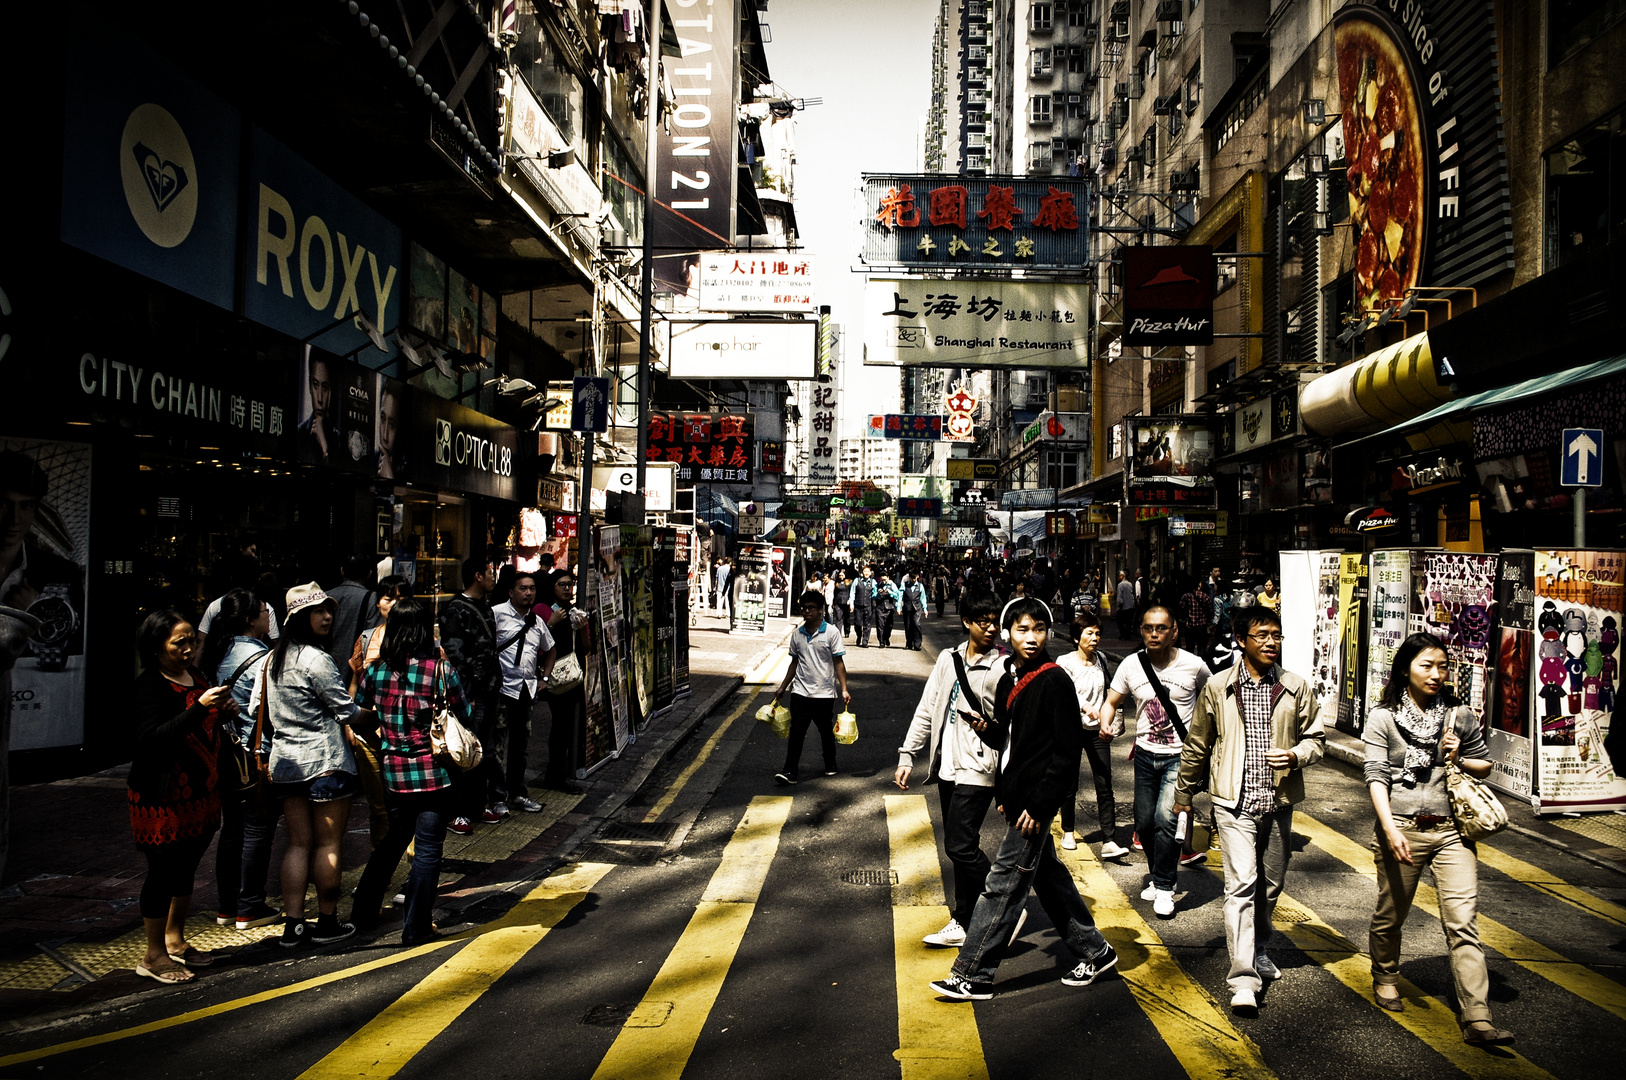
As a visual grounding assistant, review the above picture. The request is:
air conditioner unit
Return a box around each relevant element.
[1153,94,1177,115]
[1083,26,1099,44]
[1125,145,1144,162]
[1068,93,1082,103]
[1100,145,1117,166]
[1052,137,1068,151]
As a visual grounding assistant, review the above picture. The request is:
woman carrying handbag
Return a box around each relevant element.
[1363,633,1513,1045]
[535,569,587,792]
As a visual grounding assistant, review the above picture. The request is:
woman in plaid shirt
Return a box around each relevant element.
[351,598,471,944]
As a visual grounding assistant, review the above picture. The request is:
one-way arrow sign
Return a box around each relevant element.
[1561,427,1604,488]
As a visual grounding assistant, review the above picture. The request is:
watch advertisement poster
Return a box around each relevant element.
[1530,549,1626,813]
[1336,553,1370,736]
[2,439,91,750]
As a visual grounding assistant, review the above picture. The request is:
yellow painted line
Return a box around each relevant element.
[1295,812,1626,1023]
[642,687,762,823]
[744,646,790,686]
[589,796,791,1080]
[298,862,614,1078]
[0,862,614,1069]
[1473,844,1626,929]
[1274,892,1558,1080]
[1056,823,1276,1080]
[884,795,990,1080]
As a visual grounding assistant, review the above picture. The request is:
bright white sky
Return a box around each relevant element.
[765,0,937,436]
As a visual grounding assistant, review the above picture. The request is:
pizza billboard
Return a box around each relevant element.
[863,278,1091,368]
[1334,1,1513,316]
[1122,246,1215,346]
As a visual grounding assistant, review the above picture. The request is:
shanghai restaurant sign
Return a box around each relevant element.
[861,175,1089,270]
[864,278,1090,369]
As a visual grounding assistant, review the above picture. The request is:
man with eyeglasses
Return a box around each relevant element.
[1172,605,1324,1017]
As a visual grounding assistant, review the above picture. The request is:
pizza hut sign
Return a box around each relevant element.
[1122,246,1215,346]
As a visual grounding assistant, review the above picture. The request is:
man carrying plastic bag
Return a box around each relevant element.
[770,590,851,785]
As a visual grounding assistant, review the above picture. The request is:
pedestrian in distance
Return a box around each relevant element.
[1255,578,1282,614]
[128,609,235,983]
[850,565,878,647]
[490,569,555,814]
[932,567,950,618]
[350,597,471,944]
[929,597,1119,1001]
[1114,571,1137,640]
[247,584,362,948]
[346,575,414,694]
[1173,605,1325,1016]
[1178,577,1213,663]
[877,574,901,647]
[832,568,852,638]
[199,589,282,931]
[1056,610,1128,859]
[896,590,1009,948]
[535,569,587,793]
[1095,604,1211,918]
[1363,633,1514,1045]
[770,590,851,785]
[439,556,500,836]
[325,554,378,669]
[901,570,928,650]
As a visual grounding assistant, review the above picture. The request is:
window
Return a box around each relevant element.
[1214,233,1238,295]
[970,44,988,61]
[1323,274,1355,365]
[1030,95,1054,124]
[1550,0,1626,66]
[1046,451,1080,490]
[1069,50,1088,73]
[1545,110,1626,270]
[1143,126,1157,165]
[1214,71,1266,153]
[1185,63,1201,115]
[513,29,587,162]
[1029,142,1054,169]
[1030,3,1054,31]
[600,135,643,246]
[1030,47,1052,77]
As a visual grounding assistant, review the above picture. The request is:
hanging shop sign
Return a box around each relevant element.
[1124,416,1217,507]
[666,318,819,379]
[864,278,1091,369]
[1168,511,1229,537]
[537,476,575,511]
[1001,488,1058,509]
[938,526,986,547]
[1021,411,1089,445]
[1122,246,1215,346]
[571,376,611,433]
[1045,512,1074,538]
[807,383,838,484]
[882,414,944,440]
[945,458,1000,481]
[1346,505,1402,534]
[759,440,785,474]
[861,175,1088,270]
[944,385,978,443]
[593,462,677,513]
[542,381,575,431]
[646,412,756,485]
[698,254,815,312]
[865,414,887,439]
[897,497,943,518]
[777,494,831,520]
[1335,1,1514,319]
[504,71,601,220]
[417,394,520,501]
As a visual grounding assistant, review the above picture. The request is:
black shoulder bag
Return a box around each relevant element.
[1140,651,1212,848]
[951,649,1007,752]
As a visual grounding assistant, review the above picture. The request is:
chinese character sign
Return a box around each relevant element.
[866,278,1091,369]
[944,385,977,443]
[1124,416,1217,507]
[759,440,785,474]
[806,383,838,484]
[882,414,944,441]
[647,411,756,485]
[699,255,816,312]
[896,497,943,518]
[862,175,1088,271]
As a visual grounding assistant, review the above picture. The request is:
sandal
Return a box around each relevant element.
[1373,985,1404,1012]
[168,946,216,967]
[135,961,196,984]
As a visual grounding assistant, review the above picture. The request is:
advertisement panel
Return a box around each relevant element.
[1279,551,1317,682]
[1487,550,1535,800]
[1122,246,1215,346]
[624,527,656,727]
[1337,554,1370,735]
[767,547,796,620]
[733,544,771,635]
[1124,417,1216,507]
[1310,551,1346,725]
[861,175,1088,270]
[647,412,756,485]
[778,495,831,520]
[1365,550,1424,718]
[698,254,815,312]
[672,528,693,702]
[667,319,818,380]
[1531,549,1626,813]
[864,278,1090,369]
[3,440,91,750]
[1418,552,1500,724]
[653,529,676,713]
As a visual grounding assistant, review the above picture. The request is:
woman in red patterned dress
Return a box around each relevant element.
[128,609,234,983]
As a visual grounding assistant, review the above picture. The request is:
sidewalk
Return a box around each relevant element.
[0,626,788,1013]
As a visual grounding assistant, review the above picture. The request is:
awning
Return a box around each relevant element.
[1301,332,1456,438]
[1339,351,1626,449]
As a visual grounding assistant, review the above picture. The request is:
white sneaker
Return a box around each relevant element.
[1152,889,1175,918]
[1254,954,1281,981]
[1140,882,1158,901]
[923,918,966,948]
[1099,840,1131,861]
[1231,987,1258,1016]
[1060,831,1077,850]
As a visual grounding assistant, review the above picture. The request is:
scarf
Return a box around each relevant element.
[1392,694,1449,788]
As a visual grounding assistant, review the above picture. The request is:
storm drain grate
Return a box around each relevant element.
[581,1002,638,1026]
[841,869,899,887]
[1273,903,1313,924]
[600,820,682,843]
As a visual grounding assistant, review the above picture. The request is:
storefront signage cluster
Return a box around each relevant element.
[861,175,1088,270]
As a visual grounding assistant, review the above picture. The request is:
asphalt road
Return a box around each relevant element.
[5,615,1626,1079]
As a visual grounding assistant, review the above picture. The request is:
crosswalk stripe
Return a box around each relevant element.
[1472,844,1626,929]
[884,795,991,1080]
[589,796,792,1080]
[1272,892,1559,1080]
[1293,812,1626,1023]
[642,687,762,824]
[297,862,615,1079]
[1055,826,1276,1080]
[744,647,790,685]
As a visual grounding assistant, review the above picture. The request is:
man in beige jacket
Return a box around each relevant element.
[1173,604,1324,1017]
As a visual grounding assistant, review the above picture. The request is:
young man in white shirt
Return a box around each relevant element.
[491,570,556,813]
[895,591,1008,947]
[1096,604,1209,918]
[771,590,851,784]
[1056,609,1128,858]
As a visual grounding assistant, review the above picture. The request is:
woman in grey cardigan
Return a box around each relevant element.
[1363,633,1512,1046]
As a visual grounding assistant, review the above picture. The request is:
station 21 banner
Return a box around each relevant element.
[1531,550,1626,813]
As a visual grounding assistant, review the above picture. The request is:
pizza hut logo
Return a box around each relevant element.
[1122,246,1215,346]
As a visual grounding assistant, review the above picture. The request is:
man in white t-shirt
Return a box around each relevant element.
[771,589,851,784]
[1096,604,1209,918]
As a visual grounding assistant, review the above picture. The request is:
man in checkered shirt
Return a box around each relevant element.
[1173,604,1324,1018]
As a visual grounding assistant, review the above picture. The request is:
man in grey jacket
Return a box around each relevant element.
[894,591,1007,947]
[1173,604,1324,1017]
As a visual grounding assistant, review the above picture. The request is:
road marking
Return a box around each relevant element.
[297,862,614,1078]
[884,794,990,1080]
[1056,825,1276,1080]
[1273,892,1558,1080]
[642,687,762,823]
[1294,812,1626,1022]
[1472,843,1626,928]
[0,862,614,1069]
[744,646,790,686]
[589,796,791,1080]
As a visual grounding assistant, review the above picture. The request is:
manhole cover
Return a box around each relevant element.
[600,821,682,843]
[580,1001,673,1028]
[841,869,899,886]
[582,843,665,866]
[581,1002,638,1026]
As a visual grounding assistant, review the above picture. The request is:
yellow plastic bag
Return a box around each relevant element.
[834,710,859,745]
[757,702,792,738]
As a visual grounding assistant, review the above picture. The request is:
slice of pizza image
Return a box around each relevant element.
[1336,13,1427,316]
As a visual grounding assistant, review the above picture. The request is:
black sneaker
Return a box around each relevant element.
[773,772,797,786]
[236,902,282,930]
[279,918,309,948]
[311,916,357,945]
[929,974,994,1001]
[1062,945,1119,987]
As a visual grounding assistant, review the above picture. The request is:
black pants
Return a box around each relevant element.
[829,603,846,636]
[1116,607,1135,640]
[138,831,215,920]
[495,689,534,801]
[459,693,500,816]
[854,606,873,646]
[935,597,945,617]
[1059,733,1117,841]
[879,609,896,646]
[780,693,837,779]
[216,785,279,917]
[903,608,922,649]
[543,686,583,787]
[938,779,996,929]
[1180,625,1208,661]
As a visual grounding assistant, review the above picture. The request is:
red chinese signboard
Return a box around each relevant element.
[646,412,756,485]
[862,175,1089,271]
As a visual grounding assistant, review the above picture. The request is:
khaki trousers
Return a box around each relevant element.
[1369,817,1492,1024]
[1215,802,1293,993]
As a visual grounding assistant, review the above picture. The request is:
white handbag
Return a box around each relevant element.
[548,651,584,693]
[428,661,483,770]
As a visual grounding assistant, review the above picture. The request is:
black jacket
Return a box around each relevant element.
[128,667,220,800]
[988,661,1083,826]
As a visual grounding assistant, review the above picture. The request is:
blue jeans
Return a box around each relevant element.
[1134,750,1182,891]
[951,822,1110,987]
[353,788,453,943]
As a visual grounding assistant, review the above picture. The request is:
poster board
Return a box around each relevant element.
[1336,553,1370,736]
[733,543,771,635]
[1487,550,1536,801]
[1278,551,1317,681]
[1365,550,1427,719]
[1310,551,1345,727]
[624,526,656,728]
[1418,552,1500,724]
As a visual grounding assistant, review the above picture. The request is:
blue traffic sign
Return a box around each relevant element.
[1561,428,1604,488]
[571,376,610,433]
